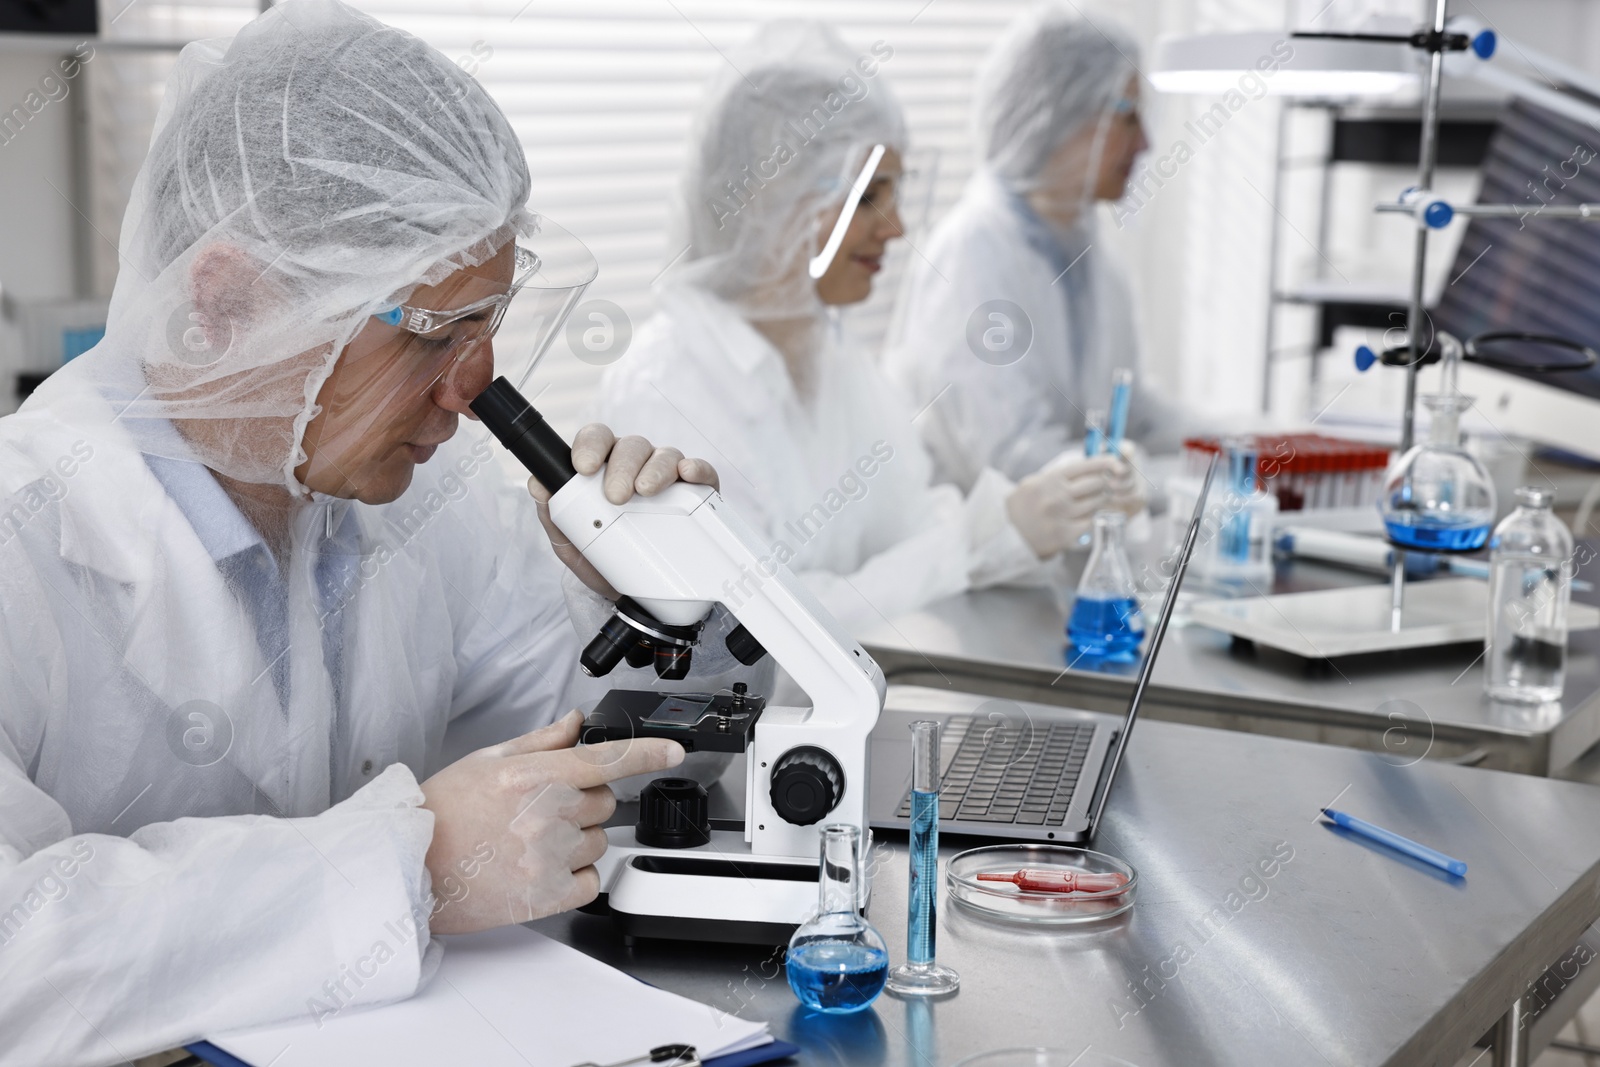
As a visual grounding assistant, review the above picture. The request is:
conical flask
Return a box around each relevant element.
[1067,510,1145,661]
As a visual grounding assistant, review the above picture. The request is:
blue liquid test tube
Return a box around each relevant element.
[886,720,960,998]
[1084,407,1107,458]
[1106,369,1133,456]
[1220,437,1258,564]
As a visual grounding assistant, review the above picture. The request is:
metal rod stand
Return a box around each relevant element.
[1492,994,1530,1067]
[1391,0,1452,628]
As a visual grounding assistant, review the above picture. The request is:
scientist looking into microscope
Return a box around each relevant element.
[597,20,1143,636]
[887,4,1197,492]
[0,3,706,1063]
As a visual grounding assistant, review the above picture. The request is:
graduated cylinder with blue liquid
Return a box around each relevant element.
[1067,511,1145,661]
[785,824,888,1013]
[885,720,960,998]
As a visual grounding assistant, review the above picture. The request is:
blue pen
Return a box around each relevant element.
[1106,369,1133,457]
[1321,807,1467,877]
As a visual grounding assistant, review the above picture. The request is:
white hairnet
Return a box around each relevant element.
[46,0,533,489]
[975,4,1140,193]
[666,20,906,321]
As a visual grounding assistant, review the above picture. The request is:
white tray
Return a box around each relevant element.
[1189,577,1600,658]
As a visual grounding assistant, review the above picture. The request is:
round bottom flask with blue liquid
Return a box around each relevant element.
[786,824,888,1013]
[1067,511,1145,662]
[1378,339,1496,552]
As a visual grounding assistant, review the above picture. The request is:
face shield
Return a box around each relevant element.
[55,0,559,493]
[975,5,1143,204]
[664,20,908,323]
[369,213,599,397]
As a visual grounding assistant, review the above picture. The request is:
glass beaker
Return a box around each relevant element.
[1067,511,1145,661]
[786,824,889,1013]
[1486,486,1574,703]
[886,720,960,998]
[1379,397,1496,552]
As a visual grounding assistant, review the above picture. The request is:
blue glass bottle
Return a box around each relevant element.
[786,824,888,1013]
[1067,511,1145,662]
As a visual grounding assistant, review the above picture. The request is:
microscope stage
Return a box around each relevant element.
[581,689,766,753]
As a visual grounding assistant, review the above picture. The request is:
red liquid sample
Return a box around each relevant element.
[975,868,1129,894]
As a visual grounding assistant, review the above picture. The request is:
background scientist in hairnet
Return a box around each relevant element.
[597,20,1143,636]
[887,5,1198,493]
[0,3,705,1062]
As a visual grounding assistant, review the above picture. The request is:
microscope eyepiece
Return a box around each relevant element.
[469,377,577,492]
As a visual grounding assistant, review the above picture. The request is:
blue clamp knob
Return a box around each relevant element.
[1355,345,1377,372]
[1472,30,1496,59]
[375,306,404,326]
[1423,200,1454,229]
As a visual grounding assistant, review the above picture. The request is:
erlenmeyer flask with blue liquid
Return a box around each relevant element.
[1067,510,1145,661]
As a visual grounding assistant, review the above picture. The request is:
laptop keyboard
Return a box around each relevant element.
[894,715,1096,827]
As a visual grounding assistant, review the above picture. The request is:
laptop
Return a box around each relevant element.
[867,454,1218,844]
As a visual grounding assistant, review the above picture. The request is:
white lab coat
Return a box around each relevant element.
[885,171,1193,492]
[0,370,579,1065]
[595,286,1047,637]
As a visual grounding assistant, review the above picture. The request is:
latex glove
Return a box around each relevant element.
[1006,454,1144,559]
[420,710,684,934]
[528,424,720,598]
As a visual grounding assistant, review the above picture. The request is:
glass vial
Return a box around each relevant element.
[886,720,960,998]
[1067,511,1145,662]
[785,824,888,1013]
[1485,486,1573,703]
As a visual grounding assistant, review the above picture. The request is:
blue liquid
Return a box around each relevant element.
[1067,596,1145,660]
[1107,380,1131,452]
[908,789,938,964]
[1383,519,1491,552]
[786,942,888,1013]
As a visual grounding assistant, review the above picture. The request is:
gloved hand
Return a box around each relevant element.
[1006,454,1144,558]
[420,710,684,934]
[528,424,721,597]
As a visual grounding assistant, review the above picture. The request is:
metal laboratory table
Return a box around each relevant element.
[533,699,1600,1067]
[856,555,1600,777]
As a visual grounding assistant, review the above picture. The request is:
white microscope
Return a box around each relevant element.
[472,377,886,945]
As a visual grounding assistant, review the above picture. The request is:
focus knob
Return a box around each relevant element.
[636,777,710,849]
[769,746,844,826]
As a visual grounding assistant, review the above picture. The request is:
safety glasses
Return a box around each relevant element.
[374,244,539,361]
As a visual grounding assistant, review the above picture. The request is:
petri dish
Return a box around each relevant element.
[946,843,1136,925]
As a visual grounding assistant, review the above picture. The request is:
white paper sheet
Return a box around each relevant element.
[210,925,770,1067]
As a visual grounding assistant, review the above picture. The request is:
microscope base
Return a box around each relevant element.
[591,826,818,946]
